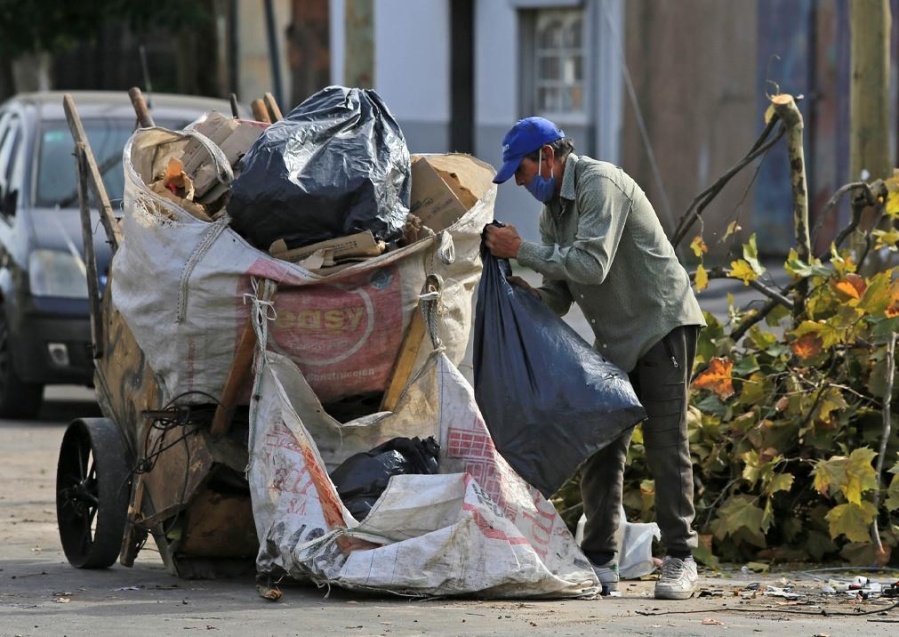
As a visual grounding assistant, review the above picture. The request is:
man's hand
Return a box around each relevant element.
[484,224,522,259]
[507,275,540,299]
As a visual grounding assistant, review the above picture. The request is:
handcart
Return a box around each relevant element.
[53,89,495,579]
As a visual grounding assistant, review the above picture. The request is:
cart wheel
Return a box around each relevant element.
[56,418,131,568]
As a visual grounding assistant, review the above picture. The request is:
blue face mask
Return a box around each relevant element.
[526,148,556,203]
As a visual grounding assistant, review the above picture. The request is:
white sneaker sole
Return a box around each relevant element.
[654,588,695,600]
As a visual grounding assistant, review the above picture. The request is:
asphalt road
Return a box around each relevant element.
[2,387,899,636]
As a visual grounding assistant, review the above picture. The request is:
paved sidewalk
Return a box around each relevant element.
[2,390,899,636]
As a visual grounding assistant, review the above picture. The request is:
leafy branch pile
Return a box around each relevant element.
[552,97,899,568]
[683,232,899,566]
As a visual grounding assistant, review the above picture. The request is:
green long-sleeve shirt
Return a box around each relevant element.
[516,153,705,373]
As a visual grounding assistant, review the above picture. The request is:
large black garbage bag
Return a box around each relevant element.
[329,436,440,521]
[473,234,646,497]
[228,85,411,250]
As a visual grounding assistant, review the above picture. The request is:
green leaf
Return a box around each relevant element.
[813,456,846,498]
[805,530,838,561]
[791,320,844,349]
[741,450,764,486]
[694,394,727,417]
[766,472,794,496]
[713,495,766,544]
[885,475,899,511]
[741,235,766,277]
[858,270,894,315]
[784,249,832,278]
[739,372,769,406]
[812,387,849,426]
[869,315,899,340]
[872,228,899,250]
[825,501,878,542]
[733,354,761,376]
[842,448,878,505]
[746,328,778,351]
[693,543,720,569]
[728,259,760,285]
[764,303,791,327]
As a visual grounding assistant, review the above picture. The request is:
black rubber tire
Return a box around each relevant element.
[56,418,131,568]
[0,310,44,419]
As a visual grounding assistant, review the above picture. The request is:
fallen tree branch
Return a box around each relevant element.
[694,266,795,309]
[770,94,810,321]
[672,121,786,248]
[812,181,869,256]
[871,332,894,561]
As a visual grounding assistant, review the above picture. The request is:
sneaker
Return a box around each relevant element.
[591,560,620,597]
[654,555,698,600]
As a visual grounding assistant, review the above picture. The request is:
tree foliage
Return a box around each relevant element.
[0,0,210,58]
[677,211,899,565]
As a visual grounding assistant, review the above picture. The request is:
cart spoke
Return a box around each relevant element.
[80,516,94,553]
[76,444,88,479]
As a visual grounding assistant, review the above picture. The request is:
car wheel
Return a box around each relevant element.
[56,418,131,569]
[0,311,44,419]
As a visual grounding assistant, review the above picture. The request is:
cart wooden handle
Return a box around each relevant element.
[380,303,427,411]
[63,94,122,250]
[251,99,271,123]
[210,319,257,437]
[75,143,104,358]
[263,92,283,122]
[128,87,155,128]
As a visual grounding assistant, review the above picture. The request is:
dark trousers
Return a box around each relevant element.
[580,325,700,558]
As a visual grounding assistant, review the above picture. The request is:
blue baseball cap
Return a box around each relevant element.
[493,117,565,184]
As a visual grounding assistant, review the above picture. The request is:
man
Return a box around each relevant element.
[484,117,705,600]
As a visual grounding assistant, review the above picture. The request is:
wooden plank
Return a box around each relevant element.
[75,144,103,358]
[63,94,122,250]
[379,305,427,411]
[128,86,155,127]
[263,92,283,122]
[251,99,271,123]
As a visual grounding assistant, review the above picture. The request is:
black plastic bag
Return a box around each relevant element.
[473,233,646,497]
[228,85,411,250]
[329,436,440,521]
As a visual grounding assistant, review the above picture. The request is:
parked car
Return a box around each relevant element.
[0,90,235,418]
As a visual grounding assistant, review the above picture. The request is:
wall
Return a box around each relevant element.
[237,0,292,109]
[622,0,759,262]
[473,0,542,237]
[373,0,451,153]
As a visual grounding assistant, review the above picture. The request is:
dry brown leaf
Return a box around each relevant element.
[791,332,823,360]
[692,357,735,399]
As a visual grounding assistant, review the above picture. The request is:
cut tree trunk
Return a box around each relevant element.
[770,93,809,321]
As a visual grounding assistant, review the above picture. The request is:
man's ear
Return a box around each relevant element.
[543,144,555,166]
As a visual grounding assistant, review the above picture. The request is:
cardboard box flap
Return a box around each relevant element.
[269,230,383,263]
[420,153,495,203]
[409,154,496,234]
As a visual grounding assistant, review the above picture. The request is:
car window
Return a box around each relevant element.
[35,119,135,208]
[34,116,194,209]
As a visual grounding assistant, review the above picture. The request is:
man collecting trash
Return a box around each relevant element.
[484,117,705,600]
